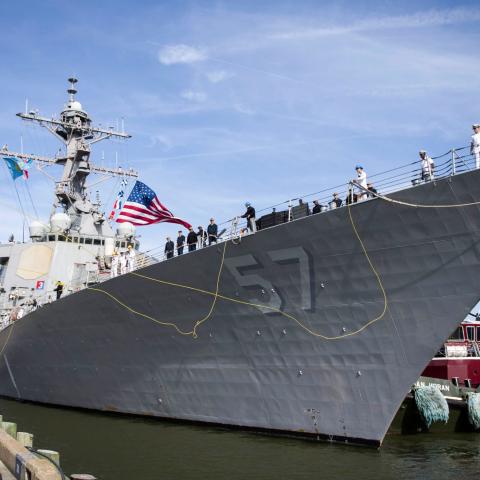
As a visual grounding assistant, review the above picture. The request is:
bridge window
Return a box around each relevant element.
[85,238,92,245]
[467,326,475,341]
[93,239,101,245]
[449,327,464,341]
[48,235,56,241]
[476,326,480,341]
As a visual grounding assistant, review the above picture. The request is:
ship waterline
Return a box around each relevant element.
[1,169,480,446]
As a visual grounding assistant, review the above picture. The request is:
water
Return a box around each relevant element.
[0,397,479,480]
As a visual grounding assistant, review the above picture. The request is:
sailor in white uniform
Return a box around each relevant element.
[110,251,119,278]
[119,252,127,275]
[471,124,480,169]
[127,245,136,273]
[353,164,368,202]
[419,150,434,182]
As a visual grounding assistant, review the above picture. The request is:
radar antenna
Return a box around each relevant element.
[2,78,137,230]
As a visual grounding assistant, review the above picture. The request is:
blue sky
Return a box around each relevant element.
[1,0,480,251]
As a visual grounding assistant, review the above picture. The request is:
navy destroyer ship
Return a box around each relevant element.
[1,79,480,447]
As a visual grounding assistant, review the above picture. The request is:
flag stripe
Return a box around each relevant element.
[115,180,191,229]
[117,217,151,225]
[121,203,160,217]
[117,211,158,222]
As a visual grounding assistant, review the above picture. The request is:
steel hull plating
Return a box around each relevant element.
[2,171,480,445]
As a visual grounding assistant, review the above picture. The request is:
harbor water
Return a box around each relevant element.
[0,397,479,480]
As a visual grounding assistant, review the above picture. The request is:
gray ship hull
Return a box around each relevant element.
[1,170,480,446]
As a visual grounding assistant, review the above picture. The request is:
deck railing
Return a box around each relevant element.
[1,145,477,331]
[135,145,478,266]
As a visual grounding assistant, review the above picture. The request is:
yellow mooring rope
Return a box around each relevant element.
[2,184,480,355]
[85,201,388,340]
[87,238,228,339]
[0,319,16,357]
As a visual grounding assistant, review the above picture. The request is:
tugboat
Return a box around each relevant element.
[391,315,480,435]
[422,313,480,388]
[2,78,480,447]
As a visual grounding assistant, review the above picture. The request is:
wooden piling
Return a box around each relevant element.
[0,423,16,439]
[16,432,33,448]
[0,416,95,479]
[36,449,60,466]
[0,429,60,480]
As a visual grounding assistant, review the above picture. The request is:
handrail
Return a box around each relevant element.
[1,145,477,326]
[216,146,475,229]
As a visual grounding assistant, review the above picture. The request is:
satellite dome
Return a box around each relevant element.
[65,100,84,112]
[29,221,47,239]
[116,222,136,238]
[50,213,72,233]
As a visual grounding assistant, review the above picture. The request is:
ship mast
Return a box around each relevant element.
[2,78,138,236]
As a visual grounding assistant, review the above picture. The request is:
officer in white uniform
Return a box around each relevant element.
[110,251,119,278]
[419,150,434,182]
[353,165,367,202]
[127,245,136,272]
[119,252,127,275]
[471,124,480,169]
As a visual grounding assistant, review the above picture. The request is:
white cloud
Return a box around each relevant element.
[149,134,174,150]
[206,70,233,83]
[233,103,255,115]
[180,90,207,102]
[124,92,210,116]
[270,7,480,40]
[158,44,207,65]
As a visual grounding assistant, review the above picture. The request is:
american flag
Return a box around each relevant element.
[116,181,191,228]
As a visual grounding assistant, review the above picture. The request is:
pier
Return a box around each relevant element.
[0,414,95,480]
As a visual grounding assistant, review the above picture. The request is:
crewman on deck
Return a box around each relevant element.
[419,150,434,182]
[241,202,257,232]
[165,237,175,259]
[177,231,185,255]
[187,227,198,252]
[312,200,321,214]
[471,124,480,169]
[119,252,127,275]
[207,218,218,245]
[54,280,64,300]
[127,245,136,272]
[110,251,119,278]
[329,192,342,209]
[352,165,367,202]
[367,183,378,198]
[197,226,207,248]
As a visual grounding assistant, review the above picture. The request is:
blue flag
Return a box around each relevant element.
[3,157,23,180]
